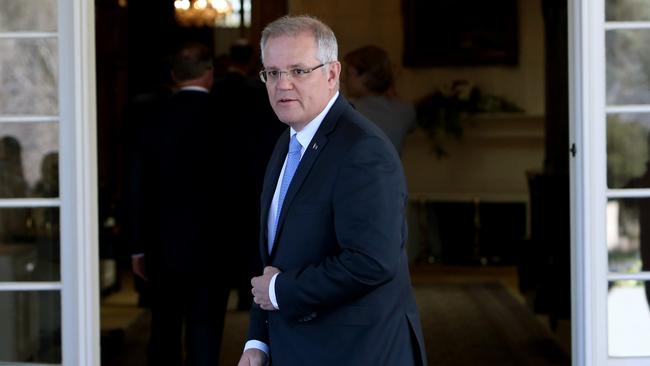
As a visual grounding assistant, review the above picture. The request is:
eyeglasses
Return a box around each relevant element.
[259,63,330,83]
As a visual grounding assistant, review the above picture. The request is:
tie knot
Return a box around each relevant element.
[289,134,302,154]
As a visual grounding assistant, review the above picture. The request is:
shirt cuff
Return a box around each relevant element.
[244,340,269,356]
[269,273,280,310]
[131,253,144,259]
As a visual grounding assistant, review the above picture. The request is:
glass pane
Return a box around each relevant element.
[0,39,58,115]
[607,0,650,21]
[606,29,650,105]
[607,198,650,273]
[0,0,57,32]
[0,291,61,363]
[0,208,60,281]
[0,124,59,198]
[607,114,650,188]
[608,280,650,357]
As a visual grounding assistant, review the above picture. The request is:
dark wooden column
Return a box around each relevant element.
[250,0,287,58]
[543,0,569,175]
[523,0,571,331]
[126,0,178,97]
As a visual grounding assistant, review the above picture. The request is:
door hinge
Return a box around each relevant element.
[570,143,577,157]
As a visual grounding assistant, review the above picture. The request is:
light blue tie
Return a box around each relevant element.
[270,134,302,252]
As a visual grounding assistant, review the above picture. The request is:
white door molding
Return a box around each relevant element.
[59,0,100,364]
[569,0,608,364]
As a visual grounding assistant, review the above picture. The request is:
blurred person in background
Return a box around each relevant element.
[343,45,416,155]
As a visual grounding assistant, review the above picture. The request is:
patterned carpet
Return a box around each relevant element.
[415,283,569,366]
[102,282,570,366]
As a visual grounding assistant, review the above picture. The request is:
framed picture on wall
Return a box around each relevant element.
[402,0,519,67]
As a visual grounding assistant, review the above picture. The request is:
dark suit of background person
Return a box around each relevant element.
[129,42,234,366]
[212,40,285,311]
[123,57,175,308]
[239,16,427,366]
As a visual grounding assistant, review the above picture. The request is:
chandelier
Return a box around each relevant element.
[173,0,234,27]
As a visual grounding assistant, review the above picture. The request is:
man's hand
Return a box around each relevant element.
[131,255,147,281]
[251,266,281,311]
[237,348,267,366]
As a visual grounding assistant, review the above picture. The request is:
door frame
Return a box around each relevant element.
[569,0,606,363]
[59,0,100,365]
[570,0,650,364]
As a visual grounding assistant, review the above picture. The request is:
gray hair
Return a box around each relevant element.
[260,15,338,65]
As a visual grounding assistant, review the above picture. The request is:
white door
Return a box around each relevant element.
[0,0,99,365]
[571,0,650,364]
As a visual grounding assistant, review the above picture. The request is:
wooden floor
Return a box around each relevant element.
[411,264,519,290]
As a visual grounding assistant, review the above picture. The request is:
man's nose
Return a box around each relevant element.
[276,73,294,89]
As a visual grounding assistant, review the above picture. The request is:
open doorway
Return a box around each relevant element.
[93,0,572,365]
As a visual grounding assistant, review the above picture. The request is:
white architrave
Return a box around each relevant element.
[58,0,100,365]
[569,0,606,364]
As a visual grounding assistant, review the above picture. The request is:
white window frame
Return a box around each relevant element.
[0,0,100,364]
[571,0,650,364]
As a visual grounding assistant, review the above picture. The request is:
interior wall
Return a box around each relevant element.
[287,0,546,198]
[288,0,545,115]
[287,0,546,251]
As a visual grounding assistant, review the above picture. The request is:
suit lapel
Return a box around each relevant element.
[269,95,349,259]
[260,130,289,263]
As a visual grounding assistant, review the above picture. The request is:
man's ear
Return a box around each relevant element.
[327,61,341,86]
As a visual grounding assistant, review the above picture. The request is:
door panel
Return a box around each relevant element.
[0,0,99,364]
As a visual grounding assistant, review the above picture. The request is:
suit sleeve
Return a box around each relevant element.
[246,305,270,344]
[275,134,406,322]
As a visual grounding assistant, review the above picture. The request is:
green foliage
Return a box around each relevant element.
[415,80,524,157]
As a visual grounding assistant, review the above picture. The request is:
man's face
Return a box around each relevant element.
[262,33,340,131]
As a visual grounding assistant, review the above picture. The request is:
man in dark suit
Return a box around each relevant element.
[238,16,427,366]
[129,42,233,366]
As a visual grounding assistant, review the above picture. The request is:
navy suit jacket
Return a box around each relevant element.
[127,89,237,281]
[248,95,427,365]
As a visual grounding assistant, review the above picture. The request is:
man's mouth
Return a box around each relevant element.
[278,98,297,104]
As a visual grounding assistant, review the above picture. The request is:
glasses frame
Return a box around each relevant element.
[259,62,331,83]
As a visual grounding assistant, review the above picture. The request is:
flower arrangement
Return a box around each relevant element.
[416,80,524,157]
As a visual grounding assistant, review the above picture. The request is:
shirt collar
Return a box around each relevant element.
[290,91,339,153]
[179,86,209,93]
